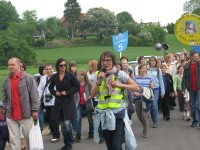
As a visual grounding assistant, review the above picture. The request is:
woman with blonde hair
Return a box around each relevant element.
[163,53,177,110]
[134,64,154,138]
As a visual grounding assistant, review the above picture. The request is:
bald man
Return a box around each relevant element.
[2,57,40,149]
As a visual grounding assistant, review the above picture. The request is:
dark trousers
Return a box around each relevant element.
[45,106,53,131]
[51,106,61,139]
[161,94,171,118]
[102,119,124,150]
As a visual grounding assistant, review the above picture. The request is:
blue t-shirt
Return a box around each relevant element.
[134,75,153,88]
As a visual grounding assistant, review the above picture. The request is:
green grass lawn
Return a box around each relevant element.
[0,34,192,99]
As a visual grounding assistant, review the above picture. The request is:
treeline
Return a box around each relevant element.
[0,0,176,65]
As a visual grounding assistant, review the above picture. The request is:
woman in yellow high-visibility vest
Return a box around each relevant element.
[91,51,140,150]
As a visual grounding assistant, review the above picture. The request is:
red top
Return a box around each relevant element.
[191,63,198,90]
[79,85,86,105]
[10,71,23,120]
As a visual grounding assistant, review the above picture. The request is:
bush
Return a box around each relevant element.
[33,39,46,47]
[128,35,143,46]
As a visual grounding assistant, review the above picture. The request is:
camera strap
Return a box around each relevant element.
[41,77,51,99]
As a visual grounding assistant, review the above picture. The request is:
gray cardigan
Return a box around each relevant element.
[2,72,40,118]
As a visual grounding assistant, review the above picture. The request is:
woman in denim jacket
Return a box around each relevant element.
[147,56,165,128]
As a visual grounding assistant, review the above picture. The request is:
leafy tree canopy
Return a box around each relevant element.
[83,7,118,40]
[0,30,36,65]
[116,11,134,25]
[183,0,200,13]
[0,0,19,30]
[63,0,81,24]
[192,7,200,16]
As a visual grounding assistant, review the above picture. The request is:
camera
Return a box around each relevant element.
[45,94,53,102]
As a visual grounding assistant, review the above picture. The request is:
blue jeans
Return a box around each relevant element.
[77,104,94,135]
[61,120,74,145]
[103,119,125,150]
[151,89,160,123]
[189,90,200,125]
[38,104,44,131]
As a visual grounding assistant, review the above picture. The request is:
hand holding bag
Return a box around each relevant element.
[29,119,44,150]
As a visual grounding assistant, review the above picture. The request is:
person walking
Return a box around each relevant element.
[160,64,174,121]
[49,58,80,150]
[147,56,165,128]
[2,57,40,150]
[174,65,191,121]
[182,50,200,127]
[74,69,94,142]
[120,56,134,78]
[91,51,139,150]
[38,64,55,137]
[133,64,154,138]
[163,53,177,110]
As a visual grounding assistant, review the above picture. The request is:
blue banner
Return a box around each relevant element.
[112,30,128,52]
[192,45,200,54]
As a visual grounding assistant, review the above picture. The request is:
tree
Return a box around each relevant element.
[166,23,175,34]
[183,0,200,13]
[192,7,200,16]
[83,7,118,40]
[141,24,166,44]
[0,30,36,65]
[116,11,134,25]
[63,0,81,40]
[0,0,19,30]
[22,10,38,25]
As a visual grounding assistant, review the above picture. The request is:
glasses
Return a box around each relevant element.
[59,64,66,67]
[101,59,112,63]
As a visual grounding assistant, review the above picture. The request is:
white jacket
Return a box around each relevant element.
[38,75,55,106]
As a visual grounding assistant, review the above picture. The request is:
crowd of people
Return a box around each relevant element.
[1,49,200,150]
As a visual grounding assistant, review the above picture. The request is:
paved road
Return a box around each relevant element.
[6,107,200,150]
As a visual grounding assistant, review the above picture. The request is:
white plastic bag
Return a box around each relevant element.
[29,119,44,150]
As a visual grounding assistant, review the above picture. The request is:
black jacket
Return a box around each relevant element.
[49,71,80,120]
[163,73,174,94]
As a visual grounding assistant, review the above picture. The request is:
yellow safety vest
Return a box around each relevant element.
[96,71,124,109]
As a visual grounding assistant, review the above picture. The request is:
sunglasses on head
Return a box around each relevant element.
[59,64,66,67]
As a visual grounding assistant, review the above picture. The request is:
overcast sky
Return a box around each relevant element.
[9,0,188,26]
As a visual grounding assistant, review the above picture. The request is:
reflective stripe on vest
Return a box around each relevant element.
[96,71,124,109]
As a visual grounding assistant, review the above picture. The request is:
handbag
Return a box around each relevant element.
[29,119,44,150]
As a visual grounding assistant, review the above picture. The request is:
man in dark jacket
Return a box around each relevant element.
[182,50,200,127]
[2,57,40,149]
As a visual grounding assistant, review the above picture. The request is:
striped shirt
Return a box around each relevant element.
[134,75,153,88]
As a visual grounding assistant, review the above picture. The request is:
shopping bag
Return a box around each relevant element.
[29,119,44,150]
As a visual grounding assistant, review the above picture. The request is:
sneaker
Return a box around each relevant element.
[51,138,59,143]
[143,131,148,138]
[186,117,191,121]
[191,123,197,127]
[153,122,157,128]
[87,132,94,140]
[61,144,72,150]
[74,134,81,142]
[166,116,170,121]
[99,137,104,144]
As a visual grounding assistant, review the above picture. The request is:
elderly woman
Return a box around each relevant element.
[91,51,140,150]
[163,53,177,110]
[49,58,80,150]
